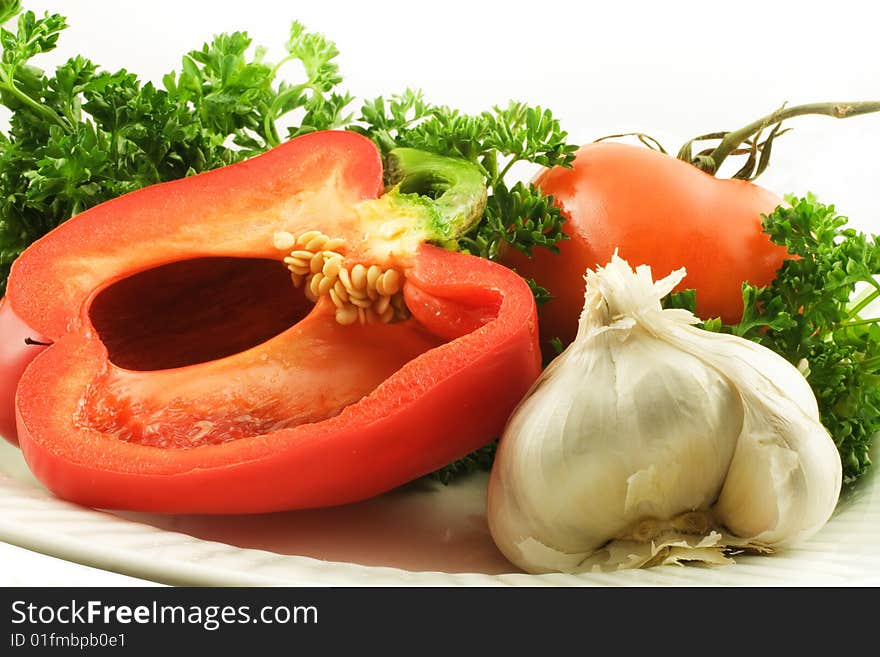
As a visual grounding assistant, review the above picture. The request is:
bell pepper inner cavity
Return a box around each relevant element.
[89,257,309,371]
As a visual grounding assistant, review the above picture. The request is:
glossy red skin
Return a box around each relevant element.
[0,297,49,445]
[6,131,541,513]
[504,142,789,348]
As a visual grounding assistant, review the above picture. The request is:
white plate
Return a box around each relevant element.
[1,438,879,586]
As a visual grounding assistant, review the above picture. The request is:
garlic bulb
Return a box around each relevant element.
[487,254,842,573]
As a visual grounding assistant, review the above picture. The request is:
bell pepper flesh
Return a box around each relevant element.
[7,131,541,513]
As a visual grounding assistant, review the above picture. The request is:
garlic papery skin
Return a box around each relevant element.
[487,254,843,573]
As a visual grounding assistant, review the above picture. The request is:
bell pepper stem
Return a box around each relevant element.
[385,148,487,243]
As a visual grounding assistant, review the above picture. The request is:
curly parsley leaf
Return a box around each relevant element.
[525,278,554,307]
[483,101,576,171]
[458,180,567,260]
[0,1,20,25]
[357,89,432,154]
[427,440,498,485]
[163,21,352,156]
[277,22,353,140]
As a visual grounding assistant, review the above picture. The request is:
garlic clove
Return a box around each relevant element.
[714,392,842,547]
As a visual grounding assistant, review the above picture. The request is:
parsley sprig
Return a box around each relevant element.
[427,440,498,485]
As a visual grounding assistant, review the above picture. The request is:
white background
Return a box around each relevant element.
[2,0,879,584]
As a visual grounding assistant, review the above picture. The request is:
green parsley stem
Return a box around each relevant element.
[269,54,297,81]
[861,355,880,372]
[847,287,880,319]
[263,113,281,148]
[837,316,880,329]
[0,76,68,131]
[496,155,519,183]
[264,82,311,148]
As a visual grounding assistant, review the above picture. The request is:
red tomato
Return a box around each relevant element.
[0,297,49,445]
[503,142,790,348]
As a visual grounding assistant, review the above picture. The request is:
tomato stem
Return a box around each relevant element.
[685,101,880,179]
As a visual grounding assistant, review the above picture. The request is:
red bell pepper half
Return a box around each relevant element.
[2,130,541,513]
